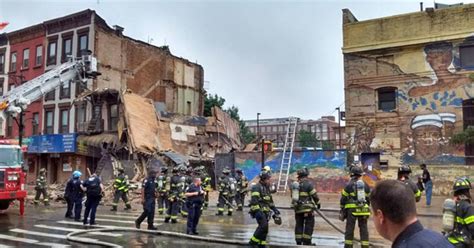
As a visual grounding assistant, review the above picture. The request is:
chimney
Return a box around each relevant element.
[420,2,424,11]
[113,25,124,36]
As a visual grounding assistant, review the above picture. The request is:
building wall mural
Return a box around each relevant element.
[345,38,474,166]
[234,150,348,193]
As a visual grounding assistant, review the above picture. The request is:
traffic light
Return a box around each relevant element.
[263,140,273,153]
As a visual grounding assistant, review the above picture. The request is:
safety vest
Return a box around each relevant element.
[448,199,474,246]
[341,179,370,216]
[36,175,47,189]
[294,179,319,214]
[249,182,275,213]
[114,174,129,192]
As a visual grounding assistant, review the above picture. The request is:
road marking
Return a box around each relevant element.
[58,220,163,230]
[9,229,97,243]
[35,224,122,237]
[0,234,70,247]
[97,214,165,221]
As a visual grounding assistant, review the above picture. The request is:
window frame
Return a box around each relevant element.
[59,80,71,99]
[77,31,89,57]
[59,108,69,134]
[61,36,73,63]
[460,45,474,69]
[35,45,43,67]
[22,48,29,69]
[75,102,87,132]
[377,87,398,112]
[32,112,39,135]
[10,52,17,72]
[108,103,119,131]
[0,52,5,74]
[47,38,58,66]
[0,78,3,96]
[44,108,55,134]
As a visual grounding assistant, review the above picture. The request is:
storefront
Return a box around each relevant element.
[27,134,87,184]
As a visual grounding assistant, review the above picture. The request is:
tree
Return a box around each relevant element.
[204,94,225,117]
[452,126,474,145]
[298,130,319,148]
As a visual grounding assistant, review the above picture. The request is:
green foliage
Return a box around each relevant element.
[452,126,474,145]
[299,130,319,148]
[204,94,225,117]
[321,140,335,150]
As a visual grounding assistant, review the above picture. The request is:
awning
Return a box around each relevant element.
[162,151,189,165]
[77,133,118,148]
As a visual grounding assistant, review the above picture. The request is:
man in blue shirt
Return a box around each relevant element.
[135,169,158,230]
[64,170,84,222]
[370,179,453,248]
[185,177,205,235]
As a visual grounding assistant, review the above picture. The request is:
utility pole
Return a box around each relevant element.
[257,113,260,141]
[336,107,341,149]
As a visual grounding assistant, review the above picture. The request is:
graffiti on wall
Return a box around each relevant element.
[346,39,474,165]
[234,150,348,193]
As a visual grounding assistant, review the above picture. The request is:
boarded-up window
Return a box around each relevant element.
[460,46,474,69]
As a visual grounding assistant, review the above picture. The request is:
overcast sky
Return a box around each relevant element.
[1,0,472,120]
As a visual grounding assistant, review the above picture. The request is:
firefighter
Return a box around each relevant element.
[340,166,370,248]
[216,167,236,216]
[249,170,280,247]
[397,165,421,202]
[198,165,212,209]
[165,166,182,223]
[110,168,131,211]
[235,168,249,211]
[180,167,193,217]
[135,169,158,230]
[157,167,169,215]
[445,178,474,247]
[34,168,49,206]
[291,167,320,245]
[64,170,84,221]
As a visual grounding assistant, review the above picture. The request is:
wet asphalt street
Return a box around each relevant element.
[0,201,443,247]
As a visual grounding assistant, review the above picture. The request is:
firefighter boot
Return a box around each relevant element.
[164,217,170,223]
[216,211,224,216]
[110,205,117,211]
[125,204,132,210]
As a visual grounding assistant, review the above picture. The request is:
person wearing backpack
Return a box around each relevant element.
[340,166,371,248]
[81,173,104,225]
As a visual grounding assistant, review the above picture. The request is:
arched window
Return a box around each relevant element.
[377,87,397,112]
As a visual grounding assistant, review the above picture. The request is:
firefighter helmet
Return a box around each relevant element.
[398,165,412,174]
[172,166,179,173]
[260,171,272,180]
[235,168,243,174]
[263,165,271,173]
[39,168,46,173]
[453,178,472,192]
[222,167,231,174]
[350,166,363,176]
[297,167,309,178]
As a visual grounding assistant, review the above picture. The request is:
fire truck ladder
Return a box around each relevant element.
[277,117,298,192]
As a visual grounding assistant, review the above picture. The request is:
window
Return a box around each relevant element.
[75,103,86,131]
[47,40,57,65]
[32,112,39,135]
[6,116,12,137]
[186,101,191,115]
[78,34,88,56]
[0,78,3,96]
[62,38,72,62]
[378,87,397,112]
[0,52,4,73]
[272,126,277,132]
[44,109,54,134]
[60,80,70,99]
[22,48,29,69]
[35,45,42,66]
[108,104,119,131]
[460,46,474,69]
[60,109,69,133]
[45,89,55,101]
[10,52,16,72]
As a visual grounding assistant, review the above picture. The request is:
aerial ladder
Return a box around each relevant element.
[0,53,98,215]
